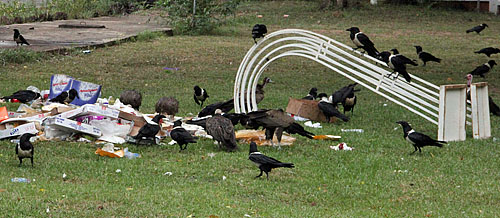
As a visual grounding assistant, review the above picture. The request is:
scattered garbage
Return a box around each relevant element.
[493,137,497,142]
[0,107,8,122]
[62,173,67,180]
[222,176,227,181]
[163,67,179,71]
[124,147,140,159]
[313,135,341,140]
[304,121,322,128]
[115,169,121,173]
[82,50,92,54]
[163,172,173,176]
[329,142,354,151]
[341,129,364,133]
[11,177,31,183]
[235,130,296,146]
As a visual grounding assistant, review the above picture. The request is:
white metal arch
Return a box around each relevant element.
[234,29,453,125]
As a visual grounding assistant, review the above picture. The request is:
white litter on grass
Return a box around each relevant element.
[244,214,252,217]
[62,173,67,179]
[77,138,92,143]
[394,169,408,173]
[304,121,322,128]
[288,113,309,121]
[164,172,173,176]
[329,142,354,151]
[46,207,50,213]
[383,103,388,107]
[115,169,121,173]
[207,153,216,158]
[168,140,177,145]
[222,176,227,181]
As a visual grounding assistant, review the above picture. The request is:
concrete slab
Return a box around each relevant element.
[0,15,172,52]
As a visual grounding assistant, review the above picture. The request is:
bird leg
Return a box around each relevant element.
[18,158,22,167]
[266,172,269,180]
[418,147,422,153]
[385,72,395,79]
[30,157,33,167]
[255,170,263,178]
[410,146,418,155]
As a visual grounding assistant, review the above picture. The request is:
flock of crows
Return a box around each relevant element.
[6,23,500,180]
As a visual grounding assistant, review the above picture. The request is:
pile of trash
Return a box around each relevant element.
[0,74,207,157]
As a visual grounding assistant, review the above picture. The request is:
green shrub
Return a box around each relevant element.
[157,0,240,35]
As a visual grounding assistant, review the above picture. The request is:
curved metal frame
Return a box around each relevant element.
[234,29,452,125]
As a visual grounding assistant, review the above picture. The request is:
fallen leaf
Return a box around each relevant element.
[126,187,133,191]
[0,189,6,192]
[97,205,104,210]
[209,215,219,218]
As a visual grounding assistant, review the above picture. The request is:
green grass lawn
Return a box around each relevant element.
[1,1,500,217]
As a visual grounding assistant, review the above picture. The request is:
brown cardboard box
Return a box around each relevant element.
[285,97,336,123]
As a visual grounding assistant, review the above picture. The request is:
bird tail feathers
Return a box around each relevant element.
[285,123,315,139]
[278,163,294,168]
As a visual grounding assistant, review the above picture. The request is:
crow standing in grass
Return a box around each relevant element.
[466,23,488,34]
[13,29,29,46]
[252,24,267,43]
[469,60,496,78]
[2,90,40,103]
[132,114,165,143]
[317,93,349,122]
[414,46,441,66]
[378,51,417,83]
[474,47,500,57]
[302,88,318,100]
[170,120,198,151]
[396,121,446,154]
[16,133,36,167]
[193,85,209,108]
[346,27,379,58]
[248,142,294,179]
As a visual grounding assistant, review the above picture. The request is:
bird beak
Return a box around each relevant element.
[345,28,350,31]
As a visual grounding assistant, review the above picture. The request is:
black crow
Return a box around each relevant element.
[49,89,79,104]
[206,109,238,151]
[2,90,40,103]
[489,96,500,116]
[378,51,417,83]
[132,114,166,143]
[66,89,79,104]
[16,133,36,167]
[466,23,488,34]
[346,27,379,58]
[341,86,359,115]
[396,121,446,154]
[186,112,248,129]
[198,98,234,117]
[284,122,314,139]
[302,88,318,100]
[193,85,209,108]
[331,83,359,106]
[317,93,349,122]
[469,60,496,78]
[13,29,29,46]
[170,120,198,151]
[245,109,314,148]
[49,91,68,104]
[252,24,267,43]
[474,47,500,57]
[414,46,441,66]
[248,142,294,179]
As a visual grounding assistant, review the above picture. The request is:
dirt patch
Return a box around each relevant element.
[0,15,171,52]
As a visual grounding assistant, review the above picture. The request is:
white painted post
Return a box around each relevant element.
[470,82,491,139]
[438,84,467,141]
[489,0,498,15]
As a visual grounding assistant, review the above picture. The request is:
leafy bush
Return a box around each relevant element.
[157,0,240,35]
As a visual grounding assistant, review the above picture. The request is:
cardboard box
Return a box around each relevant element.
[285,98,336,123]
[45,117,102,137]
[48,74,102,106]
[119,111,146,127]
[0,122,38,139]
[57,104,120,119]
[48,74,73,99]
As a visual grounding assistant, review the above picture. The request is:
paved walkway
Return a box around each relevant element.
[0,15,172,52]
